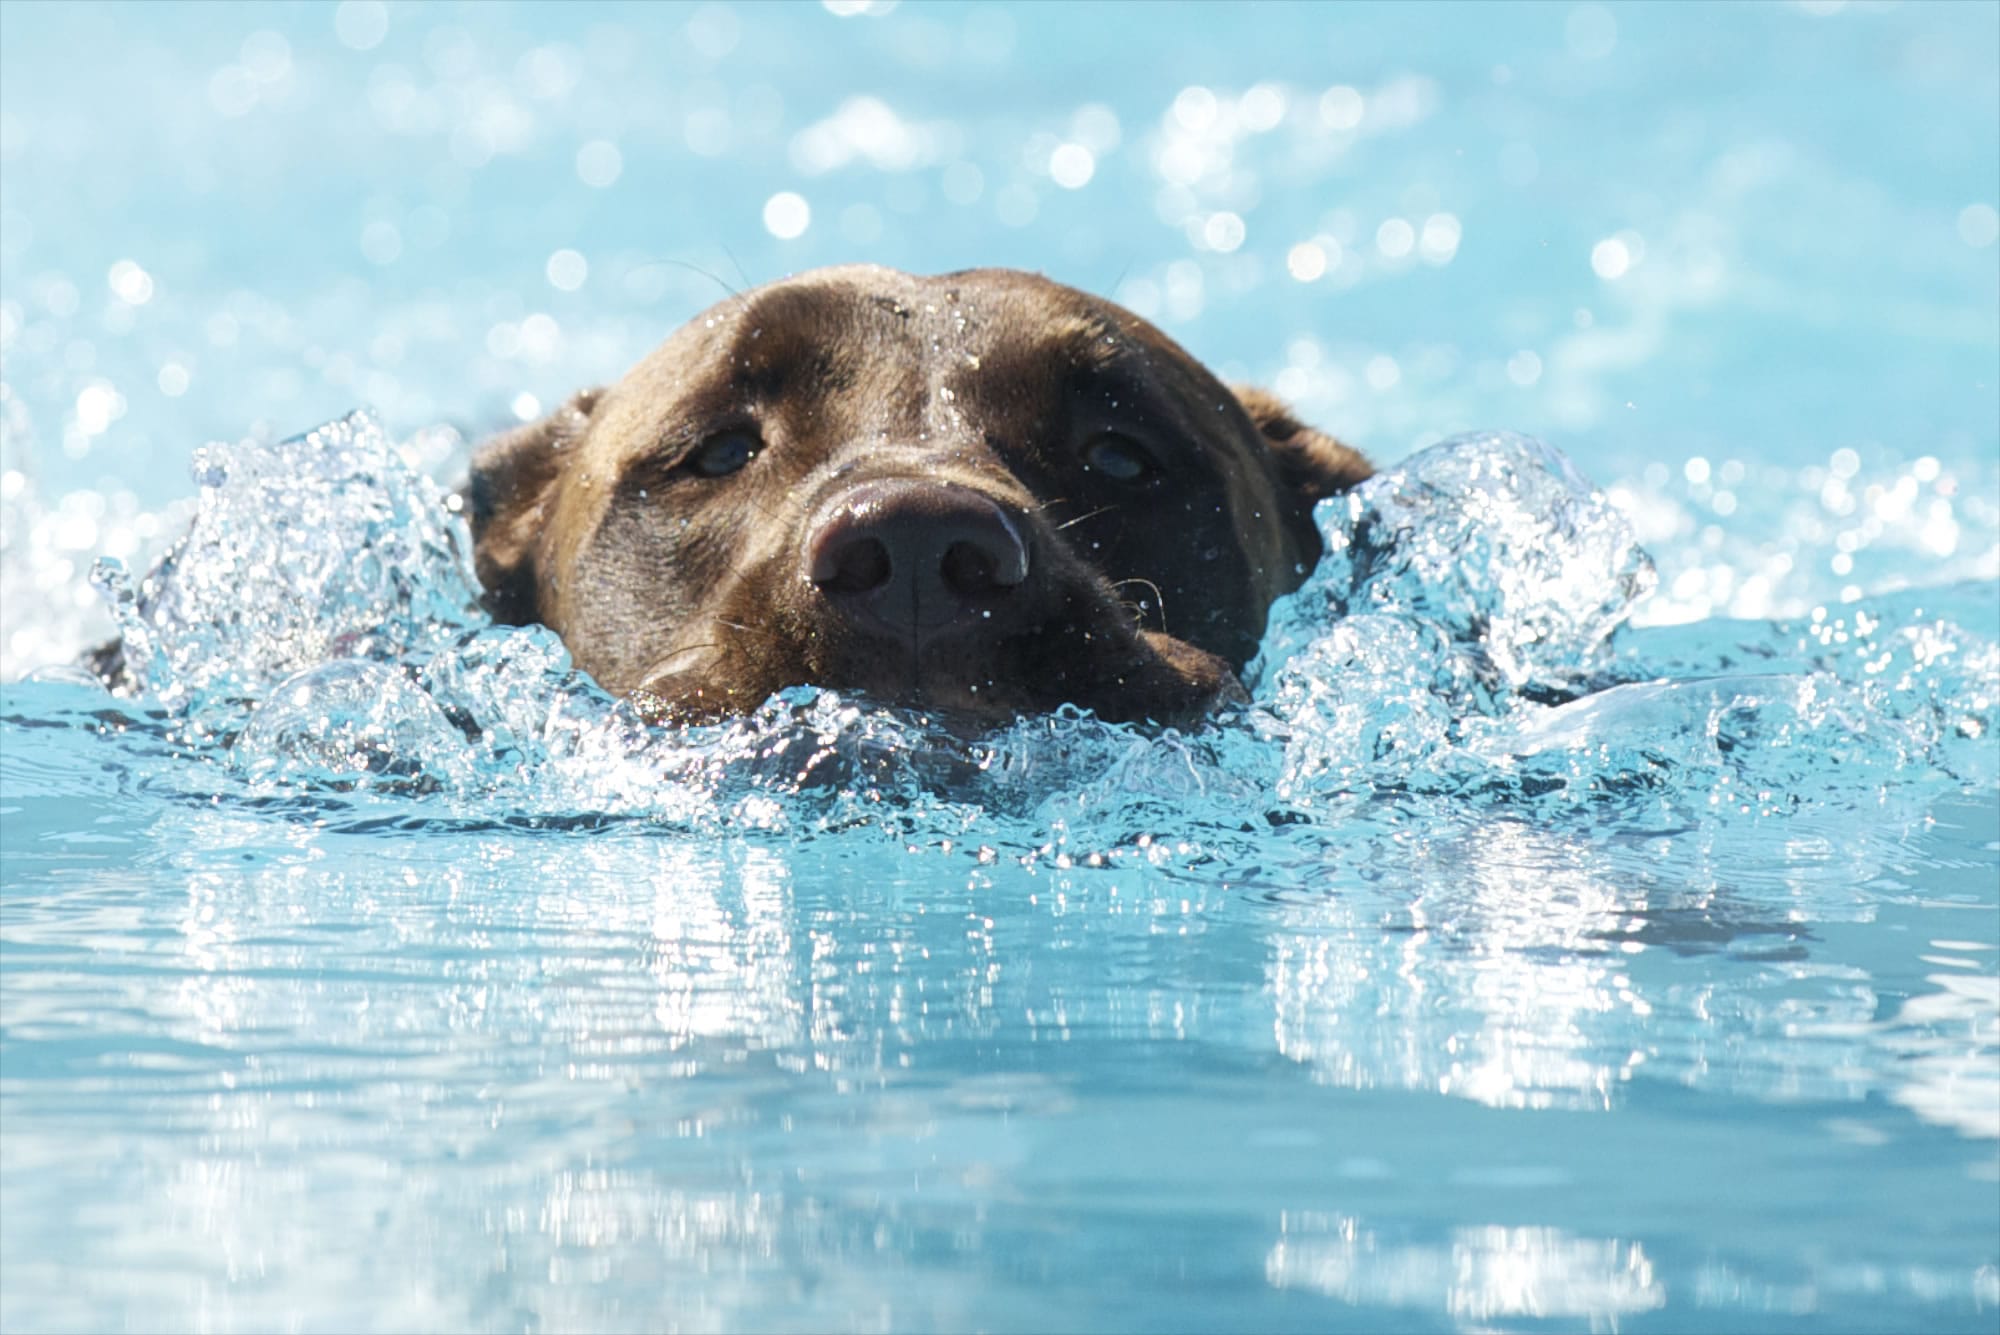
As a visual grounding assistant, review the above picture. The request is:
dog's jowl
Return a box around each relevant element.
[470,265,1371,724]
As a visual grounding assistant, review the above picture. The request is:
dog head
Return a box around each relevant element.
[468,265,1369,725]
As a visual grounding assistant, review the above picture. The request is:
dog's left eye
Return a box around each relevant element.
[686,430,761,478]
[1082,432,1159,483]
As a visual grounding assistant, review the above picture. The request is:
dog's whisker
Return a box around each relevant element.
[643,608,784,682]
[640,642,727,683]
[719,243,757,306]
[1111,577,1169,634]
[1056,505,1116,532]
[654,258,742,305]
[713,617,780,642]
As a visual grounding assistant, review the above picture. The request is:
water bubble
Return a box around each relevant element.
[1376,217,1415,259]
[518,44,580,100]
[1591,237,1632,279]
[1048,142,1095,189]
[791,95,935,174]
[1172,86,1219,133]
[1071,103,1121,152]
[1319,85,1364,131]
[1506,351,1543,387]
[1418,213,1461,264]
[1203,211,1246,252]
[763,191,811,240]
[1240,83,1287,132]
[74,383,123,436]
[1287,242,1327,282]
[515,313,561,362]
[545,248,588,291]
[575,139,623,187]
[107,260,153,305]
[1958,203,1999,248]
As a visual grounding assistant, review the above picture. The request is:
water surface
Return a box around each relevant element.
[2,2,1996,1330]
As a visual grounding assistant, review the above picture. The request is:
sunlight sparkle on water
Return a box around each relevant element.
[1,5,1995,1328]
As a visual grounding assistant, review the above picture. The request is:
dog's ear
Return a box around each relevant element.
[1233,385,1372,559]
[466,387,602,624]
[1233,385,1373,506]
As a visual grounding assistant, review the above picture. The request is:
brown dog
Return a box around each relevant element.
[469,265,1369,725]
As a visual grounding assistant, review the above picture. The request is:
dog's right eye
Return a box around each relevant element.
[685,430,761,478]
[1082,432,1160,484]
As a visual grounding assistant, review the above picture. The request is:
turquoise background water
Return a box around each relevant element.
[2,2,1997,1331]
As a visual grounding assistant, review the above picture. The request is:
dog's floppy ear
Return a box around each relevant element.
[466,387,602,624]
[1234,385,1373,501]
[1233,385,1372,552]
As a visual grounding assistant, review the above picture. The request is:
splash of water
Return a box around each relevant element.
[90,410,483,729]
[1255,431,1658,695]
[72,414,1996,843]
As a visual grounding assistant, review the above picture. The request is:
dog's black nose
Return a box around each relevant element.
[807,480,1030,642]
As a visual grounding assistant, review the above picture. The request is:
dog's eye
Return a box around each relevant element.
[1082,432,1159,484]
[686,430,761,478]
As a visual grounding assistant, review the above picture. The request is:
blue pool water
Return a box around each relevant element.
[3,1,1997,1330]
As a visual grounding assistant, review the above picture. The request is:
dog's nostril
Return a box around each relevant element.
[817,537,892,594]
[940,540,1001,595]
[806,480,1032,641]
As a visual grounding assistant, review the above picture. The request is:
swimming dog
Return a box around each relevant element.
[469,265,1370,725]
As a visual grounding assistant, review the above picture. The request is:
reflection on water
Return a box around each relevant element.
[1263,813,1921,1115]
[3,1,1996,1322]
[1270,820,1653,1111]
[1267,1212,1665,1322]
[1,767,1995,1329]
[1880,958,2000,1141]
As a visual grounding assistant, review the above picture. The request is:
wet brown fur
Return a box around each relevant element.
[469,265,1370,725]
